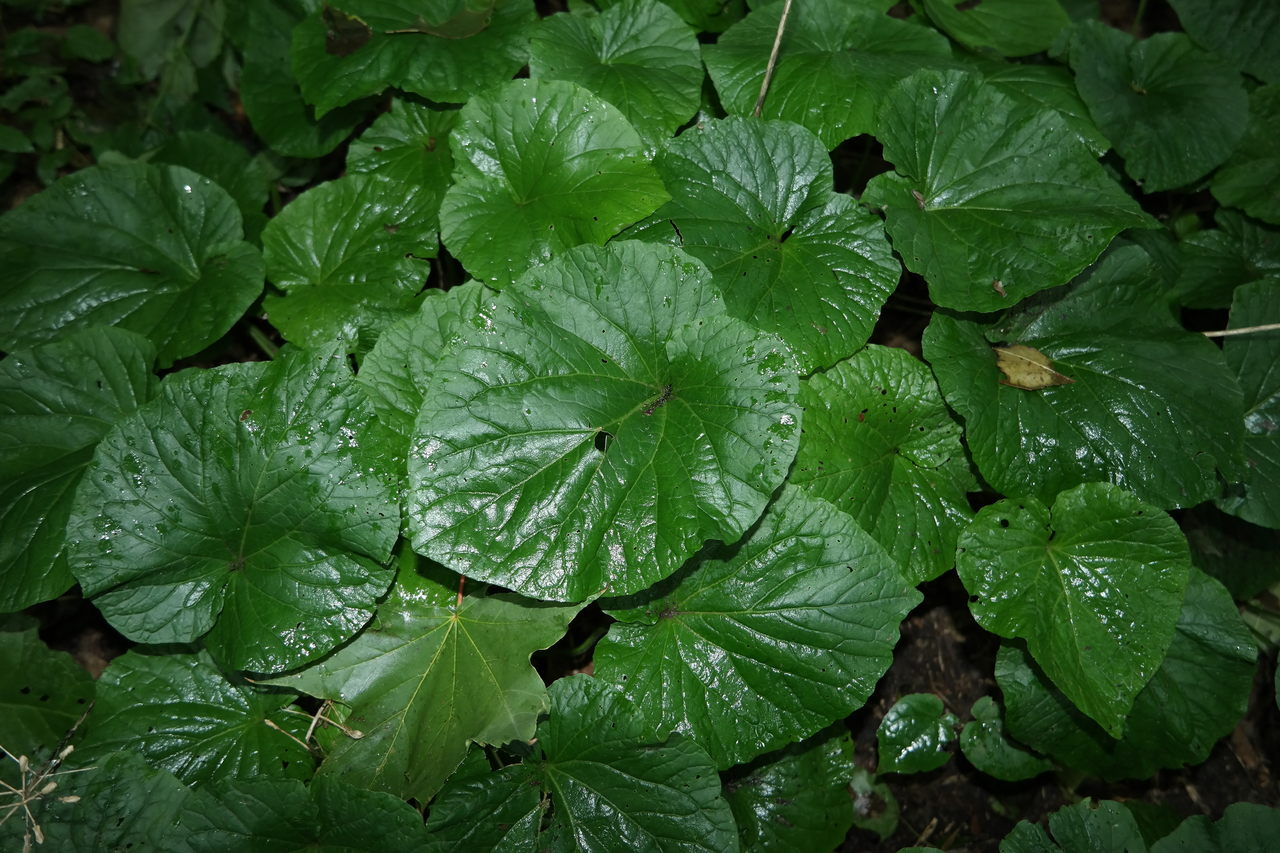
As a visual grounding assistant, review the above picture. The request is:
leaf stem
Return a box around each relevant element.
[753,0,795,118]
[248,324,280,359]
[1202,322,1280,338]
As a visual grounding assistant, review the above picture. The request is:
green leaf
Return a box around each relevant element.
[1153,802,1280,853]
[118,0,224,79]
[425,674,739,852]
[0,124,33,154]
[77,649,313,785]
[359,280,492,442]
[1001,800,1147,853]
[1067,22,1248,192]
[439,78,669,287]
[919,0,1071,57]
[978,61,1110,155]
[1168,0,1280,83]
[0,614,94,758]
[240,0,368,158]
[1212,85,1280,225]
[849,766,899,842]
[529,0,703,144]
[262,174,438,353]
[790,345,975,584]
[1175,210,1280,308]
[957,482,1191,737]
[63,23,116,62]
[863,69,1153,312]
[722,729,856,853]
[0,163,263,366]
[0,328,157,612]
[627,118,900,373]
[998,567,1256,779]
[407,241,801,602]
[346,98,457,197]
[0,751,191,853]
[596,485,919,768]
[959,696,1052,782]
[1184,504,1280,599]
[924,243,1245,510]
[290,0,536,116]
[260,570,582,803]
[182,775,432,852]
[875,693,957,774]
[66,346,400,673]
[151,130,272,241]
[1218,279,1280,528]
[599,0,746,33]
[703,0,954,149]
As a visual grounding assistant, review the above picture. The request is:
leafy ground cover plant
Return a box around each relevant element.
[2,0,1279,850]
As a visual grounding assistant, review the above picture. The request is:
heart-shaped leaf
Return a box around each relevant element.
[876,693,957,774]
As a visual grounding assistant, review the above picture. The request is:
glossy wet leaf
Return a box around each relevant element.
[0,162,263,366]
[1174,210,1280,308]
[261,568,582,803]
[76,649,313,786]
[358,280,491,442]
[0,751,190,853]
[790,345,975,585]
[998,568,1256,779]
[703,0,954,148]
[151,130,272,240]
[407,241,801,602]
[346,98,457,201]
[876,693,957,774]
[958,482,1190,737]
[529,0,702,144]
[1218,279,1280,528]
[1211,85,1280,225]
[425,675,738,852]
[439,78,669,287]
[627,118,900,372]
[0,327,157,612]
[925,244,1245,509]
[1168,0,1280,83]
[262,174,438,353]
[722,729,856,852]
[290,0,536,116]
[919,0,1070,57]
[66,346,401,674]
[1068,22,1248,192]
[181,775,432,852]
[959,696,1052,782]
[979,62,1109,156]
[596,486,919,768]
[864,70,1152,312]
[1002,799,1147,853]
[0,614,94,758]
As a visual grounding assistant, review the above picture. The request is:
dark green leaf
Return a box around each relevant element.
[722,729,856,853]
[1168,0,1280,83]
[1000,800,1147,853]
[346,98,457,197]
[182,775,432,852]
[919,0,1070,57]
[876,693,957,774]
[864,69,1152,311]
[998,568,1256,779]
[77,649,313,785]
[1218,279,1280,528]
[849,766,899,842]
[959,696,1052,782]
[791,345,975,584]
[529,0,702,144]
[599,0,746,33]
[118,0,224,79]
[0,614,93,759]
[627,118,900,372]
[703,0,954,148]
[596,485,919,768]
[0,328,157,612]
[290,0,536,116]
[262,174,438,353]
[426,675,739,852]
[924,244,1245,509]
[261,569,581,803]
[1068,21,1248,192]
[0,163,263,366]
[63,24,116,62]
[407,241,801,602]
[1211,85,1280,225]
[1175,210,1280,308]
[1183,504,1280,600]
[979,62,1110,155]
[1152,802,1280,853]
[67,347,400,673]
[958,483,1190,737]
[439,78,669,287]
[151,130,272,241]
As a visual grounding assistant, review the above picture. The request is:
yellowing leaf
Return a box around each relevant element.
[994,344,1074,390]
